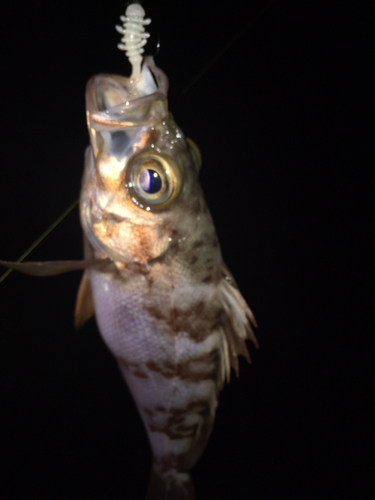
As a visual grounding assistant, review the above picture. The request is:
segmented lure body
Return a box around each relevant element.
[116,4,151,79]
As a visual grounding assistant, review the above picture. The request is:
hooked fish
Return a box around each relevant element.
[1,4,258,499]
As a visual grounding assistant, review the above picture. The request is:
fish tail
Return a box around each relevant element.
[145,465,196,500]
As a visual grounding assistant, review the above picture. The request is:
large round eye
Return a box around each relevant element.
[125,151,182,210]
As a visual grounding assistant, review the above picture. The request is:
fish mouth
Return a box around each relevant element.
[84,57,171,181]
[86,57,169,130]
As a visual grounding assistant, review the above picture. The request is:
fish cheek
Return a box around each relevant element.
[125,221,172,262]
[92,218,172,264]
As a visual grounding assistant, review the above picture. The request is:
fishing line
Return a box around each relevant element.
[0,199,79,283]
[1,1,273,283]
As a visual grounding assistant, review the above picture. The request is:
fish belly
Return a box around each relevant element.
[89,265,224,498]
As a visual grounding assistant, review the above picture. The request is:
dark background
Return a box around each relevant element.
[0,1,371,499]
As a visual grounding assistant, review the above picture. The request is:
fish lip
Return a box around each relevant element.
[85,56,169,127]
[96,210,160,227]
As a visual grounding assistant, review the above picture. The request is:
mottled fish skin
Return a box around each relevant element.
[80,57,258,498]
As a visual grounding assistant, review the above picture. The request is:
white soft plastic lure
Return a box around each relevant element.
[1,4,258,499]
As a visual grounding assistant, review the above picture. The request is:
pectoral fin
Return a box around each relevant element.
[220,261,259,378]
[74,271,95,330]
[0,258,109,276]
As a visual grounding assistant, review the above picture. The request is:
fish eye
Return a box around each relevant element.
[125,150,182,210]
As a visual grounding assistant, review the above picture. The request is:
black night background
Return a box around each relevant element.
[0,1,371,499]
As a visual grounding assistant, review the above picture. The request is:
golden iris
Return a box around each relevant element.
[125,150,182,210]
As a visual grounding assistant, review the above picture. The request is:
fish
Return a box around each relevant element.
[1,10,258,500]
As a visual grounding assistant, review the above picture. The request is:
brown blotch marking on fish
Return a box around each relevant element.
[177,366,219,383]
[173,415,186,425]
[144,305,165,320]
[176,423,199,434]
[191,240,203,250]
[118,357,148,378]
[176,349,221,384]
[150,402,216,473]
[159,299,222,342]
[147,467,196,498]
[202,275,213,284]
[146,348,221,383]
[148,399,212,441]
[146,359,175,378]
[165,227,181,255]
[177,400,211,421]
[132,370,148,378]
[127,225,162,264]
[146,275,154,289]
[169,240,180,255]
[149,416,199,440]
[166,306,189,334]
[191,300,206,315]
[118,357,139,370]
[190,255,198,266]
[173,400,207,415]
[145,127,161,148]
[148,424,182,440]
[158,454,184,473]
[169,307,179,333]
[143,408,155,417]
[213,308,223,327]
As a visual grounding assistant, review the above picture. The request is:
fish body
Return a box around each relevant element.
[79,57,258,498]
[0,57,257,499]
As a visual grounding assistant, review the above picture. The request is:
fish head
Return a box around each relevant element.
[80,57,208,267]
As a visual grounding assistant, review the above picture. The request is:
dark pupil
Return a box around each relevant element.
[139,169,162,194]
